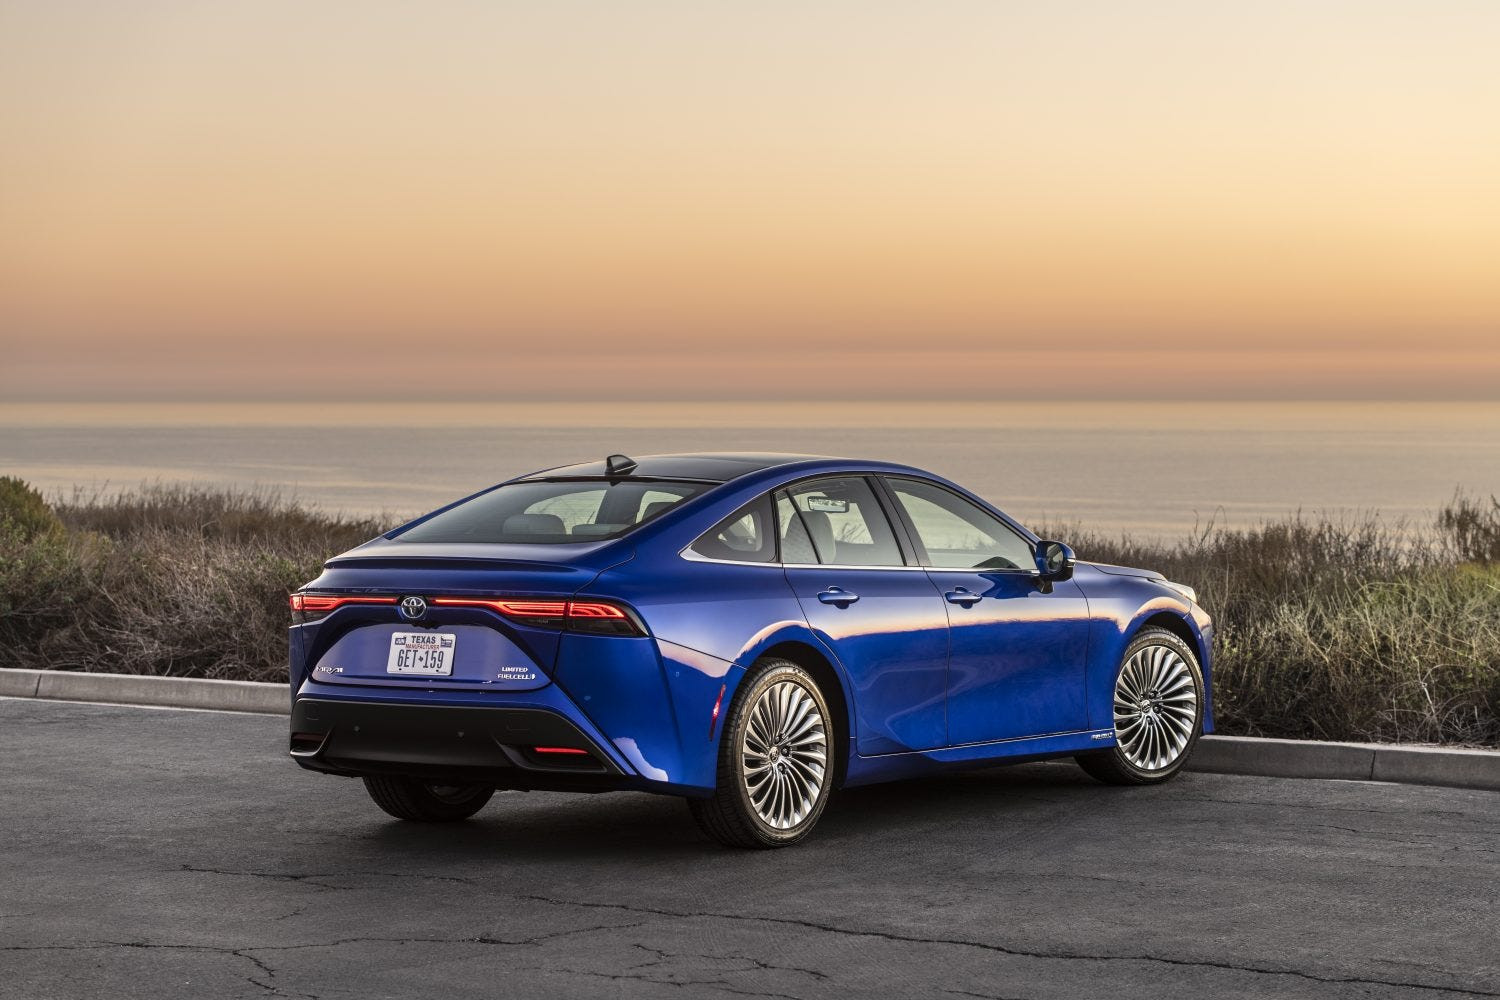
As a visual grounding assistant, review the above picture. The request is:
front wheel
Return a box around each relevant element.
[688,659,836,849]
[362,776,494,822]
[1076,628,1204,786]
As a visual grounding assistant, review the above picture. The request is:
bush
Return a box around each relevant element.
[1047,505,1500,746]
[1438,491,1500,564]
[0,484,389,683]
[0,476,64,542]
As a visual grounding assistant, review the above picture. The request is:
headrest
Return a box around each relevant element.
[570,523,624,538]
[798,509,835,561]
[641,500,676,522]
[502,512,566,537]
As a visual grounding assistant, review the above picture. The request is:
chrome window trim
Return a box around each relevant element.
[678,546,930,572]
[679,548,781,568]
[923,565,1041,577]
[782,561,927,572]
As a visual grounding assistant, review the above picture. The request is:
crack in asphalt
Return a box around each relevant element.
[12,886,1493,998]
[1307,824,1498,856]
[508,892,1500,998]
[179,864,478,891]
[0,941,318,999]
[622,942,830,983]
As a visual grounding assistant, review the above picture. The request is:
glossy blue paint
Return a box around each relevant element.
[934,569,1092,746]
[289,453,1213,798]
[783,565,949,755]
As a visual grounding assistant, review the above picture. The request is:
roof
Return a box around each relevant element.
[520,452,839,483]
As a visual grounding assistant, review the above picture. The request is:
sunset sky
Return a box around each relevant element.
[2,1,1497,401]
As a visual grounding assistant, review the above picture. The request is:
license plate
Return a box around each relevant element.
[386,632,456,676]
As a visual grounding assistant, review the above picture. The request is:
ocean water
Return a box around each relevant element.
[2,401,1498,539]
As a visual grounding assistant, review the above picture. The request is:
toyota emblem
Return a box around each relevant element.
[398,596,427,621]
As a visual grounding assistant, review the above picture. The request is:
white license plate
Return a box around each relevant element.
[386,632,456,675]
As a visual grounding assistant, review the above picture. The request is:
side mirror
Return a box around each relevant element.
[1035,540,1076,583]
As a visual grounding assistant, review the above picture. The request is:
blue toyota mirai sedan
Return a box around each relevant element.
[289,453,1213,848]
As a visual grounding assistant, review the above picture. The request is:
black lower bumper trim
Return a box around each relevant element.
[290,697,631,789]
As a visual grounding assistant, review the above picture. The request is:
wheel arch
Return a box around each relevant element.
[1129,608,1215,733]
[1136,610,1206,666]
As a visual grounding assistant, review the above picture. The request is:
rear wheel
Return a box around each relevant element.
[362,776,494,822]
[1076,628,1204,785]
[688,659,835,848]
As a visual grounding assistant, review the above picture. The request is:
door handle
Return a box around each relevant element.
[817,588,860,607]
[945,588,983,606]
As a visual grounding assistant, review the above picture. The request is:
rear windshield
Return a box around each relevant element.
[396,479,709,544]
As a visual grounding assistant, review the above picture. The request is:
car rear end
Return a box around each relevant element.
[287,474,713,794]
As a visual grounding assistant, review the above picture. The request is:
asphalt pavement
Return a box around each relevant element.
[2,697,1496,999]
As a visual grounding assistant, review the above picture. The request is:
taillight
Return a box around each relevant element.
[431,597,643,635]
[289,593,396,624]
[287,592,643,635]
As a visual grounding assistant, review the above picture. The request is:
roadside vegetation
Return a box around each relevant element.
[0,480,386,684]
[2,477,1497,745]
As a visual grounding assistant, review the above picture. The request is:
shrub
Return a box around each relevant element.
[0,476,64,542]
[1437,491,1500,564]
[1040,507,1500,745]
[1,483,389,682]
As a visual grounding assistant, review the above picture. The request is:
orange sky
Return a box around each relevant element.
[2,1,1498,401]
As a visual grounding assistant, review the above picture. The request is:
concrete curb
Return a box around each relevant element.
[1,667,288,715]
[1188,735,1500,791]
[3,668,1497,791]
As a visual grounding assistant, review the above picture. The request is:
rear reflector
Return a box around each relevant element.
[532,746,590,755]
[709,683,726,740]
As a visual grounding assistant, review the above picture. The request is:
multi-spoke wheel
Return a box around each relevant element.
[1077,628,1204,785]
[688,658,836,848]
[741,679,828,830]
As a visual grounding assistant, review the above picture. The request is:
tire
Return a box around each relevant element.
[362,776,494,822]
[688,658,836,849]
[1076,627,1205,786]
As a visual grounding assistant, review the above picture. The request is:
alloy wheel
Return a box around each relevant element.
[1113,642,1199,771]
[741,680,828,830]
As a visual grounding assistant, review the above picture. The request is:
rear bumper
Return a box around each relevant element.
[290,694,649,793]
[290,633,746,796]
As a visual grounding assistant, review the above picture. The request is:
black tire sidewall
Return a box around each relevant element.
[363,775,493,821]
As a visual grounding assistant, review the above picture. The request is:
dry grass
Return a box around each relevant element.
[2,479,1497,744]
[1041,493,1500,745]
[1,482,388,683]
